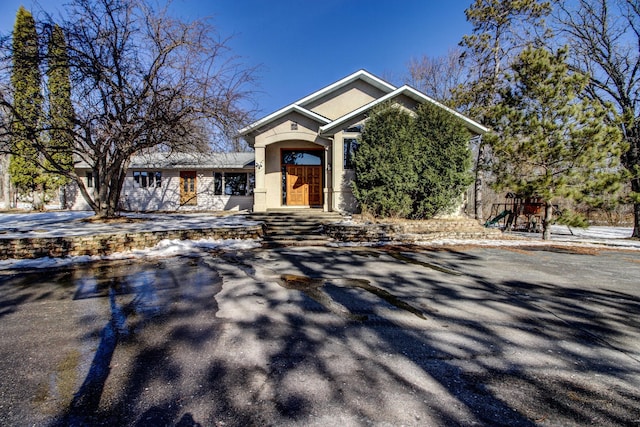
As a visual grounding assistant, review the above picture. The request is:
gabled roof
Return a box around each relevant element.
[238,70,395,136]
[238,70,487,139]
[319,85,489,135]
[238,105,331,136]
[295,69,396,108]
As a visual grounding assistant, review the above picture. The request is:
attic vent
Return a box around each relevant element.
[291,121,298,130]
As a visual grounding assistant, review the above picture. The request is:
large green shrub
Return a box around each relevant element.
[352,102,473,219]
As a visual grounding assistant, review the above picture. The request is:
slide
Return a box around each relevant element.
[484,210,511,227]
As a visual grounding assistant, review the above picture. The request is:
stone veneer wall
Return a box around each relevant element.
[324,219,503,242]
[0,225,264,260]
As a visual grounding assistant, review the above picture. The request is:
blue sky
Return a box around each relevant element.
[0,0,473,116]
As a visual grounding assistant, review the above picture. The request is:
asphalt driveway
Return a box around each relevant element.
[1,244,639,426]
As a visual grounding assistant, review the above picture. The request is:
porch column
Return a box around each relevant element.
[253,146,267,212]
[324,145,331,212]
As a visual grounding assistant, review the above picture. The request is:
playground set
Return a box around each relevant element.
[484,193,551,232]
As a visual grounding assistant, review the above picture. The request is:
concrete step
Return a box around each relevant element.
[261,238,331,247]
[248,210,344,247]
[268,229,323,237]
[250,216,342,224]
[265,234,329,241]
[259,220,322,227]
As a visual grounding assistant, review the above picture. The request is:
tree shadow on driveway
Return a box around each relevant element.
[211,246,640,426]
[4,246,636,426]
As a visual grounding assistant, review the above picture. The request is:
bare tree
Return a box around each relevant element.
[554,0,640,237]
[405,48,467,105]
[0,0,256,218]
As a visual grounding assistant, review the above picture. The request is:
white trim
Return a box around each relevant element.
[294,69,396,107]
[238,105,331,135]
[319,85,488,135]
[238,70,396,136]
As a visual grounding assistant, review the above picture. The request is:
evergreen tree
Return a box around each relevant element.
[457,0,551,220]
[490,46,624,240]
[46,24,74,198]
[352,103,473,219]
[353,105,416,218]
[411,103,473,218]
[8,6,45,209]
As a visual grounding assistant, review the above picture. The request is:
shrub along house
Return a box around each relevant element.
[70,70,486,213]
[238,69,487,213]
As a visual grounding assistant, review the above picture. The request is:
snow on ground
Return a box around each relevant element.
[420,224,640,250]
[0,210,259,238]
[0,211,261,271]
[0,236,261,271]
[1,211,639,271]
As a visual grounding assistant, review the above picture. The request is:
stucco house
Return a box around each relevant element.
[69,70,486,213]
[238,69,487,213]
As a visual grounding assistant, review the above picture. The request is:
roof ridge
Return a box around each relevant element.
[293,69,396,107]
[238,70,397,136]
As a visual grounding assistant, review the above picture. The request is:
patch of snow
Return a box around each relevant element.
[548,225,633,239]
[0,237,261,271]
[0,211,260,238]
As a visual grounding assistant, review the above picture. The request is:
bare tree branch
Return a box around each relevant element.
[0,0,257,217]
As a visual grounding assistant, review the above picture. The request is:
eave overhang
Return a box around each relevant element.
[238,104,331,137]
[319,85,489,136]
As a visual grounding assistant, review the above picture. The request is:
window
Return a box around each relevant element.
[225,173,247,195]
[248,173,255,193]
[281,150,322,165]
[86,172,94,188]
[214,172,223,195]
[213,172,252,196]
[344,138,358,169]
[133,171,162,188]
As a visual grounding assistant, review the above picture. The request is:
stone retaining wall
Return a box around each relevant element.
[324,218,504,242]
[0,225,264,260]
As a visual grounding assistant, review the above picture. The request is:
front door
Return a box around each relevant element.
[180,171,197,205]
[286,165,322,206]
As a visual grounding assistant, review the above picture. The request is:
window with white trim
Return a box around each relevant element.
[133,171,162,188]
[213,172,254,196]
[344,138,358,169]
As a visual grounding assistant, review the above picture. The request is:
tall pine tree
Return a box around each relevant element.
[490,47,624,240]
[554,0,640,236]
[46,24,74,205]
[457,0,551,220]
[8,6,45,209]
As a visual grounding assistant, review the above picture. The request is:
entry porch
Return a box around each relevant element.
[253,139,334,212]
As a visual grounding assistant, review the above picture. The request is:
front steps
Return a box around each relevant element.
[248,211,506,247]
[248,210,343,247]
